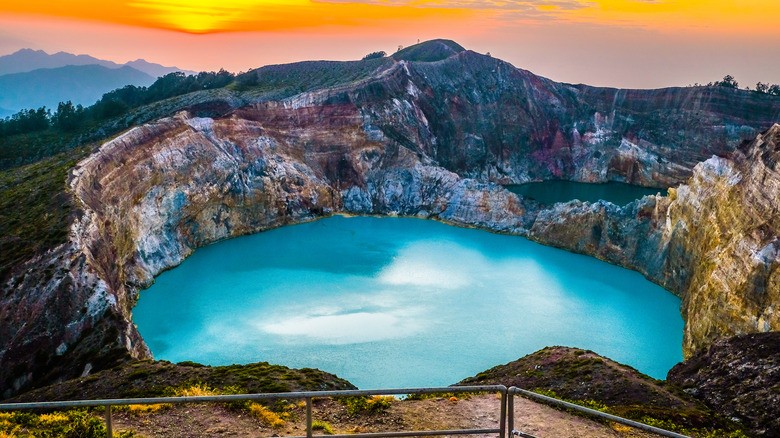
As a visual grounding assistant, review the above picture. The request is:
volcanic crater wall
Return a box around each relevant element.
[2,50,780,397]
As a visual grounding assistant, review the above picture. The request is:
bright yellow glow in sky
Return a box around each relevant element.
[0,0,472,34]
[1,0,778,89]
[2,0,779,36]
[129,0,328,33]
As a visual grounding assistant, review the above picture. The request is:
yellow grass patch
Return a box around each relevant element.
[125,404,171,415]
[173,383,220,397]
[38,412,70,425]
[249,403,285,428]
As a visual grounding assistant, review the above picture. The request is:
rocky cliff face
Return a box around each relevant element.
[527,125,780,356]
[667,332,780,436]
[2,42,779,397]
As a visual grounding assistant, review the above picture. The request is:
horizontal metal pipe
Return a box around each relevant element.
[508,387,691,438]
[0,385,506,411]
[287,429,499,438]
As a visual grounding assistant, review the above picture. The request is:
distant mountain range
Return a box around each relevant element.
[0,65,155,116]
[0,48,195,77]
[0,49,196,117]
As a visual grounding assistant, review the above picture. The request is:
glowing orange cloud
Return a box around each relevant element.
[0,0,473,34]
[562,0,780,36]
[1,0,778,37]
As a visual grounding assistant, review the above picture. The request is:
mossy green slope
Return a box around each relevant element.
[8,360,355,402]
[0,147,89,280]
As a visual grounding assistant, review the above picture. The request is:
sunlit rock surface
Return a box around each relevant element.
[2,43,780,396]
[528,125,780,356]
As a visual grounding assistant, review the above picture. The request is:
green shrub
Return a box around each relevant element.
[221,385,252,411]
[62,410,106,438]
[339,395,393,415]
[0,410,145,438]
[175,361,205,368]
[311,420,334,434]
[362,51,386,60]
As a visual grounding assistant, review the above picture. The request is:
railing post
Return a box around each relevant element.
[507,391,514,437]
[499,390,507,438]
[306,397,313,438]
[105,404,113,438]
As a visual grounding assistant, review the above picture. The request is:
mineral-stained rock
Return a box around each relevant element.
[2,42,779,397]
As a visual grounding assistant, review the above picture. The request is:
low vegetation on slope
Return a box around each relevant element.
[8,360,355,403]
[232,57,393,96]
[2,359,353,438]
[459,346,748,437]
[392,39,465,62]
[0,148,89,280]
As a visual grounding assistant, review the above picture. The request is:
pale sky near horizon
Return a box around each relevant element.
[1,1,779,89]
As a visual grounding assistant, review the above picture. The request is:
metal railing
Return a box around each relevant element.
[507,387,691,438]
[0,384,693,438]
[0,385,508,438]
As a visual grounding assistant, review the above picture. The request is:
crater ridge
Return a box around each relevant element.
[2,42,779,397]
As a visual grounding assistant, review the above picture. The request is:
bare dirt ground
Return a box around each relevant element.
[111,393,661,438]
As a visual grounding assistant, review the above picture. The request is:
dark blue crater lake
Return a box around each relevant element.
[134,216,683,389]
[506,181,667,206]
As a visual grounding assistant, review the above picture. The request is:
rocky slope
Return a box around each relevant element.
[461,346,697,411]
[2,40,779,397]
[668,332,780,437]
[459,346,744,434]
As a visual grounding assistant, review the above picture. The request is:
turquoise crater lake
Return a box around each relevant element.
[134,216,683,389]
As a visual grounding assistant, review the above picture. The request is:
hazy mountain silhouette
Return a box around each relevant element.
[0,48,194,77]
[0,65,155,113]
[125,59,196,78]
[0,49,120,75]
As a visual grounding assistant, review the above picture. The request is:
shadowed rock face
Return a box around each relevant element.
[667,332,780,436]
[2,45,779,397]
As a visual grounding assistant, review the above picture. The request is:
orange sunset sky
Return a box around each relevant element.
[1,0,778,88]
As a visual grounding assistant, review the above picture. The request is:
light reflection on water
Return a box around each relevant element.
[134,216,683,388]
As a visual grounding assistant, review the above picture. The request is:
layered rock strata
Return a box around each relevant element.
[529,125,780,355]
[2,45,779,396]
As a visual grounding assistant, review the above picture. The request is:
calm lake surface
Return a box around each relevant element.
[134,216,683,388]
[506,181,667,206]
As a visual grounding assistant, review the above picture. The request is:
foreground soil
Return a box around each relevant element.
[6,344,765,437]
[109,393,660,438]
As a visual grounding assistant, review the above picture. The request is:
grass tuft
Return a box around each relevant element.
[249,403,286,428]
[312,419,334,435]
